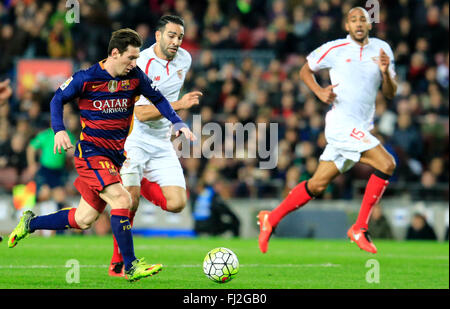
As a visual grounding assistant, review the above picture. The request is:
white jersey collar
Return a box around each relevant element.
[346,34,371,48]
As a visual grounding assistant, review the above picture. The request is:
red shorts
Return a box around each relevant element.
[73,156,122,213]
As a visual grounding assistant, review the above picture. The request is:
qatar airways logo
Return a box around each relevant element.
[93,98,129,113]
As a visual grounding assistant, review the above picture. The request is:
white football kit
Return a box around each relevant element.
[121,44,192,188]
[306,35,396,172]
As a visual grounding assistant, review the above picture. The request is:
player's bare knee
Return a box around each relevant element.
[109,191,133,210]
[166,195,187,213]
[380,156,396,176]
[307,180,325,196]
[387,157,396,175]
[167,202,185,213]
[118,194,133,210]
[75,214,96,230]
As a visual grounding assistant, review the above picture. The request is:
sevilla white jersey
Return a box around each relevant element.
[126,44,192,145]
[307,35,396,130]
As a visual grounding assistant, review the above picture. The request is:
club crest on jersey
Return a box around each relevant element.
[177,69,183,79]
[154,76,161,81]
[371,56,380,63]
[108,80,118,92]
[121,80,130,90]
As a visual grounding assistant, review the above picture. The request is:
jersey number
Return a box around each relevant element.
[99,160,115,171]
[350,128,365,140]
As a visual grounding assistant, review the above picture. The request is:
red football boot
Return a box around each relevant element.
[347,224,377,254]
[108,261,125,277]
[257,211,273,254]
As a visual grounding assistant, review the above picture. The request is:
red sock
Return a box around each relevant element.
[140,178,167,211]
[68,208,81,229]
[111,210,136,264]
[355,172,390,230]
[269,181,314,228]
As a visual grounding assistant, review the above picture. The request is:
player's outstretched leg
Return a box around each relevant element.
[346,171,390,254]
[109,235,125,277]
[348,145,395,254]
[8,210,35,248]
[257,210,273,254]
[109,209,136,278]
[109,185,139,277]
[140,178,167,210]
[9,207,81,248]
[257,181,314,253]
[110,208,162,282]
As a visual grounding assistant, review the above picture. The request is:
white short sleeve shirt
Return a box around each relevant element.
[307,35,396,130]
[127,44,192,144]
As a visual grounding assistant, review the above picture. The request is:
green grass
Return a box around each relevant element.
[0,235,448,289]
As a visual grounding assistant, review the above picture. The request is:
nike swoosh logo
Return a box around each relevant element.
[262,214,269,231]
[92,84,102,89]
[120,219,129,224]
[354,233,361,241]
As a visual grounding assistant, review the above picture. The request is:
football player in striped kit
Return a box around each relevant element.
[8,28,197,282]
[109,15,202,277]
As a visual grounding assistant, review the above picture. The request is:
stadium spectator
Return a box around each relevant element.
[390,113,423,161]
[191,167,240,237]
[406,213,437,241]
[0,79,12,105]
[368,204,393,239]
[3,133,28,182]
[47,19,73,58]
[0,0,448,204]
[26,127,76,221]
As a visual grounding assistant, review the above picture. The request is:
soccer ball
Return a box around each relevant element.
[203,247,239,283]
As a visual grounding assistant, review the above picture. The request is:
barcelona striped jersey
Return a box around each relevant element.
[50,60,185,167]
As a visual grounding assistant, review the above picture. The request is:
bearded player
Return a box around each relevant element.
[258,7,397,254]
[108,15,202,276]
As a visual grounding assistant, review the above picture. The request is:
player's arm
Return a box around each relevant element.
[299,63,338,105]
[50,72,83,154]
[135,91,203,122]
[379,48,398,100]
[137,68,196,140]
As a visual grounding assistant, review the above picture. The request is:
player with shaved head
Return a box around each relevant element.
[258,7,398,254]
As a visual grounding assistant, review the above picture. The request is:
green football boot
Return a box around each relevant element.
[8,210,35,248]
[125,258,163,282]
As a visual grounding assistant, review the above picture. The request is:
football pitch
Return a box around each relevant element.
[0,235,448,289]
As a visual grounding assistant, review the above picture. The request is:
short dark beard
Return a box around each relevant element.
[163,49,175,60]
[159,39,176,60]
[350,31,368,44]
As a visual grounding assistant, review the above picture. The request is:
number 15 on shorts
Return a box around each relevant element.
[350,128,365,140]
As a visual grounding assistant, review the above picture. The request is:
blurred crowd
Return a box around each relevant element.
[0,0,449,203]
